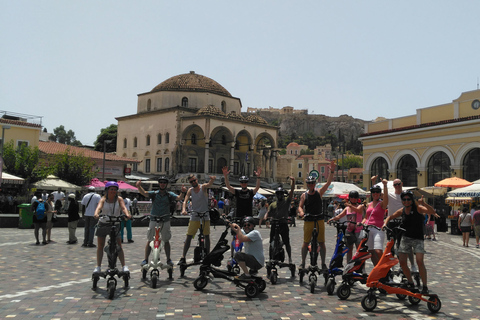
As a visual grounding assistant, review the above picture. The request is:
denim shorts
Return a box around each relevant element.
[398,236,426,254]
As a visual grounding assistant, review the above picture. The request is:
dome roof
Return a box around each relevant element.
[226,111,245,121]
[244,114,268,125]
[151,71,232,97]
[196,105,226,117]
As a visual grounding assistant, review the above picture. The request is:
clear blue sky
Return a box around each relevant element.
[1,1,479,146]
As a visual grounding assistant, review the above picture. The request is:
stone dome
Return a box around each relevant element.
[226,111,245,121]
[151,71,232,97]
[196,105,226,117]
[245,114,268,125]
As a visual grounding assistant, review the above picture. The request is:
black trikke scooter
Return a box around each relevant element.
[265,218,295,284]
[179,210,209,277]
[193,216,266,298]
[92,215,130,299]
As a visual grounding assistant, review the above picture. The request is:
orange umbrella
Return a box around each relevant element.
[434,177,473,188]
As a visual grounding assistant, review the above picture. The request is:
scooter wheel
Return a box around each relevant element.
[361,294,377,311]
[257,279,266,292]
[266,266,271,277]
[151,274,158,289]
[141,268,147,280]
[326,278,335,295]
[245,283,259,298]
[270,271,278,285]
[299,270,304,283]
[107,281,116,299]
[290,264,296,278]
[336,284,351,300]
[309,279,316,294]
[92,275,99,290]
[233,266,240,275]
[193,276,208,290]
[123,274,129,288]
[180,265,186,278]
[427,296,442,313]
[408,295,421,305]
[168,268,173,280]
[396,293,407,300]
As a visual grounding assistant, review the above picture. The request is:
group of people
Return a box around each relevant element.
[31,162,454,295]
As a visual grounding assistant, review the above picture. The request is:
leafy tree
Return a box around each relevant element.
[94,124,117,152]
[53,148,97,186]
[49,125,82,146]
[338,154,363,169]
[2,141,43,183]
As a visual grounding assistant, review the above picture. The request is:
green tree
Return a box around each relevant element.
[338,154,363,169]
[94,124,117,152]
[2,141,44,183]
[53,148,97,186]
[49,125,82,146]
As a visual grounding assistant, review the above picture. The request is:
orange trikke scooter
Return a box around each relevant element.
[361,226,441,313]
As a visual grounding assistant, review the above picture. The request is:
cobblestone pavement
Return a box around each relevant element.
[1,219,479,320]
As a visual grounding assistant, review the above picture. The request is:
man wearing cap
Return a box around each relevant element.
[81,186,101,247]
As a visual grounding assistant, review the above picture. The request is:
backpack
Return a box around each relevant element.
[36,201,46,220]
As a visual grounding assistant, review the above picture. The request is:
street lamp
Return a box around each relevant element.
[102,139,113,181]
[1,125,11,160]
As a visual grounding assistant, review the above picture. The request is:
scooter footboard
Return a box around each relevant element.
[370,282,437,304]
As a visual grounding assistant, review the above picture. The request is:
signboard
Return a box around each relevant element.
[124,167,131,175]
[308,170,320,179]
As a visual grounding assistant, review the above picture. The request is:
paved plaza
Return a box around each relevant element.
[0,219,479,320]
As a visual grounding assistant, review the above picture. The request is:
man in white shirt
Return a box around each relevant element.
[120,192,134,243]
[81,186,101,247]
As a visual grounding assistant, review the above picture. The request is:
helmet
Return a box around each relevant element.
[105,181,119,190]
[158,176,169,184]
[243,216,256,226]
[370,185,381,193]
[400,190,414,200]
[348,190,359,199]
[275,187,285,195]
[306,176,317,183]
[239,176,249,183]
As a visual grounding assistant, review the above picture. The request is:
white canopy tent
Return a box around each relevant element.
[447,180,480,198]
[1,172,25,184]
[32,175,82,191]
[315,181,367,198]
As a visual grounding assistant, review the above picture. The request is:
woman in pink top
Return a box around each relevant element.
[328,190,365,262]
[362,178,388,265]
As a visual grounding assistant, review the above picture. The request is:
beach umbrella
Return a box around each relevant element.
[434,177,473,188]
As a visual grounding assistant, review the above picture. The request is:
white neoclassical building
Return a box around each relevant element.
[116,71,279,183]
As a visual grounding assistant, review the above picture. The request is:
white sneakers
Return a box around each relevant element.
[93,266,101,273]
[411,264,418,273]
[122,265,129,272]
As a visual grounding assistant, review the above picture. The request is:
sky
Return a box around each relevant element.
[1,1,479,146]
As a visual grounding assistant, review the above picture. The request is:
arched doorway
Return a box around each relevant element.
[463,148,480,182]
[427,152,451,186]
[216,157,227,174]
[371,157,389,181]
[397,154,418,186]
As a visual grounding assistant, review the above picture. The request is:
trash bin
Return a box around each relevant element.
[18,203,33,229]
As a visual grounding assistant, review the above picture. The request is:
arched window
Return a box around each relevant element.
[165,157,170,172]
[463,148,480,182]
[221,101,226,113]
[182,97,188,107]
[123,138,127,149]
[221,135,226,145]
[157,133,162,144]
[165,132,170,143]
[191,133,197,145]
[147,99,151,111]
[370,157,388,181]
[146,135,150,146]
[134,137,138,148]
[427,152,451,186]
[396,155,417,186]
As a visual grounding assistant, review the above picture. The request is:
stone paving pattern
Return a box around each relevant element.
[1,219,479,319]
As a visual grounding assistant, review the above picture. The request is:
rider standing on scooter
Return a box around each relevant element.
[231,216,265,279]
[298,160,336,271]
[136,177,187,267]
[382,190,437,294]
[178,174,216,265]
[222,166,262,218]
[264,177,295,264]
[93,181,131,274]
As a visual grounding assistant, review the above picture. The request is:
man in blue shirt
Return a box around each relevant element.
[137,177,186,266]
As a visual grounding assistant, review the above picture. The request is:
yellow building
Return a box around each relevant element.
[116,71,279,182]
[0,111,42,151]
[359,89,480,188]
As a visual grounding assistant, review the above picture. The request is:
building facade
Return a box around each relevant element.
[359,89,480,189]
[116,71,279,182]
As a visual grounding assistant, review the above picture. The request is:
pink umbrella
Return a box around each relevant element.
[103,180,138,193]
[85,178,106,190]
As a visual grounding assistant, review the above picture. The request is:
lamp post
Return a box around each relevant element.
[1,125,11,160]
[102,139,112,181]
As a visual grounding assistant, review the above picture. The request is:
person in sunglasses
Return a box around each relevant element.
[361,178,388,266]
[230,216,264,279]
[383,190,437,294]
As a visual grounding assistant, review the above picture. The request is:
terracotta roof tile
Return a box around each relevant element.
[0,119,42,128]
[38,141,140,163]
